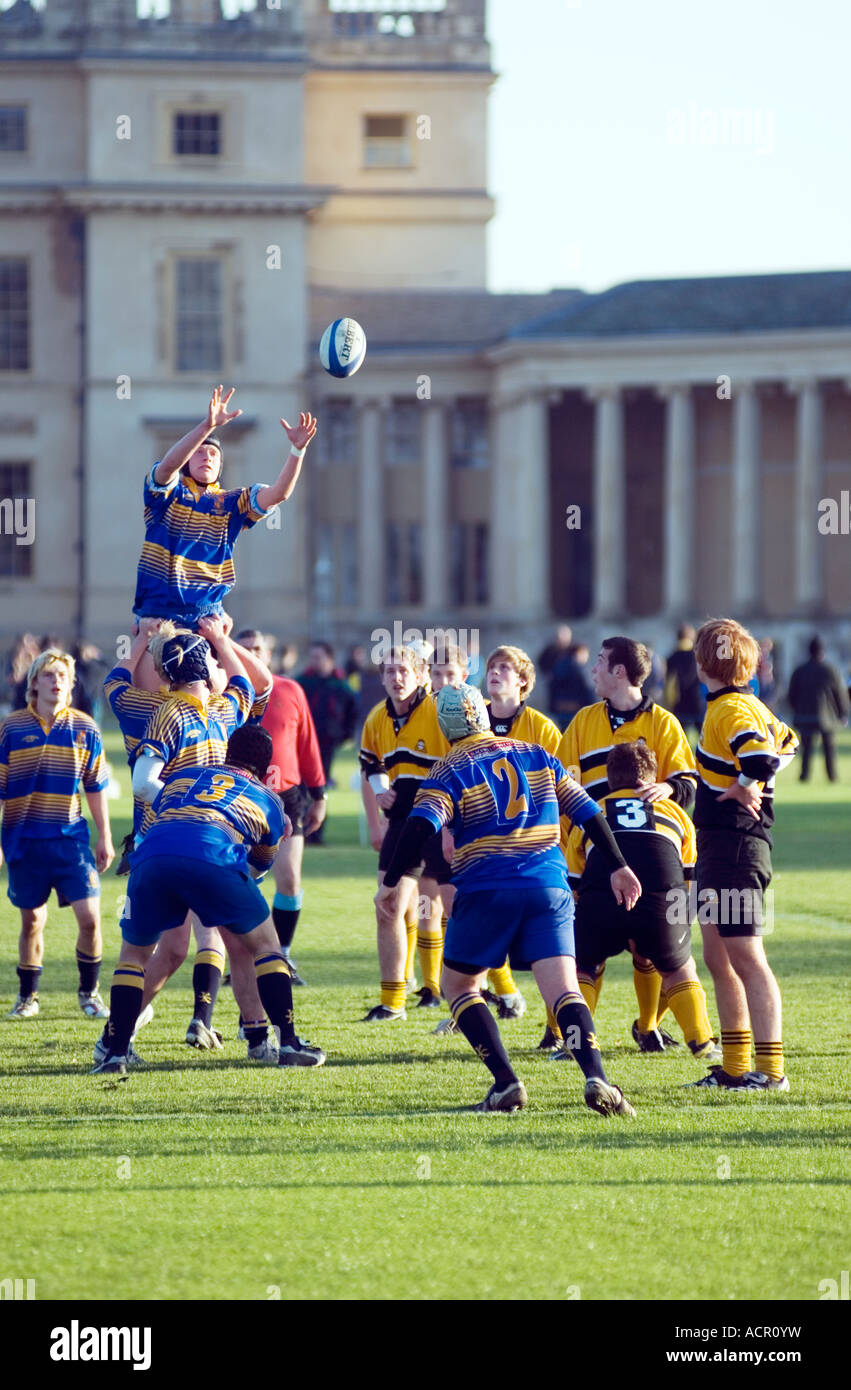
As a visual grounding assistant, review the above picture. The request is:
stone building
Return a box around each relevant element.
[1,0,849,677]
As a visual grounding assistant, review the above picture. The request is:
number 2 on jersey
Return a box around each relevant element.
[491,756,530,823]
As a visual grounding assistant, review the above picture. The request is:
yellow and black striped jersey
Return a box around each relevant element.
[486,701,561,756]
[566,786,696,892]
[359,688,449,822]
[557,697,698,807]
[696,686,797,840]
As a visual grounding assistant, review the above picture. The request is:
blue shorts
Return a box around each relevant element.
[132,599,225,629]
[6,835,100,911]
[122,854,269,947]
[443,884,575,974]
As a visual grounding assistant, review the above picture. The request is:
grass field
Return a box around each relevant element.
[1,729,850,1302]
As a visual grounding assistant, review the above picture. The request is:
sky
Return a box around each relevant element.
[486,0,851,292]
[7,0,850,295]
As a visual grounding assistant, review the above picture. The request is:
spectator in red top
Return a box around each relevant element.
[236,631,326,985]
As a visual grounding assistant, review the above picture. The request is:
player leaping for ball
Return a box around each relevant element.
[133,385,317,693]
[376,684,640,1116]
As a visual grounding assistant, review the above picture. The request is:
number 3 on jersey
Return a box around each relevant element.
[196,772,236,804]
[491,756,532,824]
[606,797,653,831]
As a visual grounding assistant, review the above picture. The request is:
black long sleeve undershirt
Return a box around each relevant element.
[382,809,628,888]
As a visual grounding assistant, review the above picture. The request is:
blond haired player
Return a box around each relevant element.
[688,619,797,1091]
[359,646,449,1020]
[1,650,114,1019]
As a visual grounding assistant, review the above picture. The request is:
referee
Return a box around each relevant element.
[236,630,326,984]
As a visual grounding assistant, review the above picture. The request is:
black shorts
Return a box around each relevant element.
[378,818,423,879]
[696,829,772,938]
[279,785,309,837]
[421,828,452,885]
[574,887,694,976]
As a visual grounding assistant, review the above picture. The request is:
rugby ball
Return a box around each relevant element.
[319,317,367,379]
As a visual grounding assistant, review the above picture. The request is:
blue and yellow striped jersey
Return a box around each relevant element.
[0,705,108,860]
[696,686,798,841]
[133,467,272,623]
[135,675,253,835]
[131,763,285,875]
[410,732,600,889]
[105,665,268,835]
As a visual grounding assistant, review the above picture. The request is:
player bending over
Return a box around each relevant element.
[1,649,114,1019]
[566,741,718,1063]
[132,384,316,692]
[91,725,325,1076]
[688,618,798,1092]
[376,684,640,1116]
[104,619,280,1060]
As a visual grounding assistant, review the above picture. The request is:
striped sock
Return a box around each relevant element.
[272,891,303,955]
[192,948,224,1027]
[754,1040,785,1081]
[554,991,606,1081]
[107,963,145,1056]
[721,1029,752,1077]
[254,952,295,1043]
[76,950,101,995]
[665,979,712,1046]
[656,988,670,1029]
[404,908,418,985]
[633,960,662,1033]
[487,960,518,996]
[417,931,442,997]
[380,980,407,1013]
[451,992,516,1088]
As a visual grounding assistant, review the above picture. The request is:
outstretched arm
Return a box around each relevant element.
[256,413,318,510]
[153,385,243,487]
[197,615,250,688]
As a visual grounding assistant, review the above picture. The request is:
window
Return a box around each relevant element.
[0,259,29,371]
[173,111,222,157]
[364,115,411,168]
[0,462,34,579]
[0,107,27,153]
[450,398,490,469]
[385,400,421,466]
[175,257,224,372]
[450,521,489,605]
[313,522,358,608]
[324,400,356,464]
[385,521,423,604]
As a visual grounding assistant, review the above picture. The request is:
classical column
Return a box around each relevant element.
[357,399,384,614]
[731,381,761,613]
[789,378,824,612]
[422,399,449,611]
[660,384,695,616]
[490,389,551,619]
[590,386,625,619]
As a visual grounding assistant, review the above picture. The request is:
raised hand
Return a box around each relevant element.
[280,412,318,451]
[198,614,227,646]
[207,385,243,431]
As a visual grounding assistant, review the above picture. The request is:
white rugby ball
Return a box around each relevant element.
[319,317,367,379]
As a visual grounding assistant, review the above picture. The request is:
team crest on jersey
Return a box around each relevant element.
[417,739,425,751]
[75,732,88,749]
[22,734,40,744]
[213,494,225,514]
